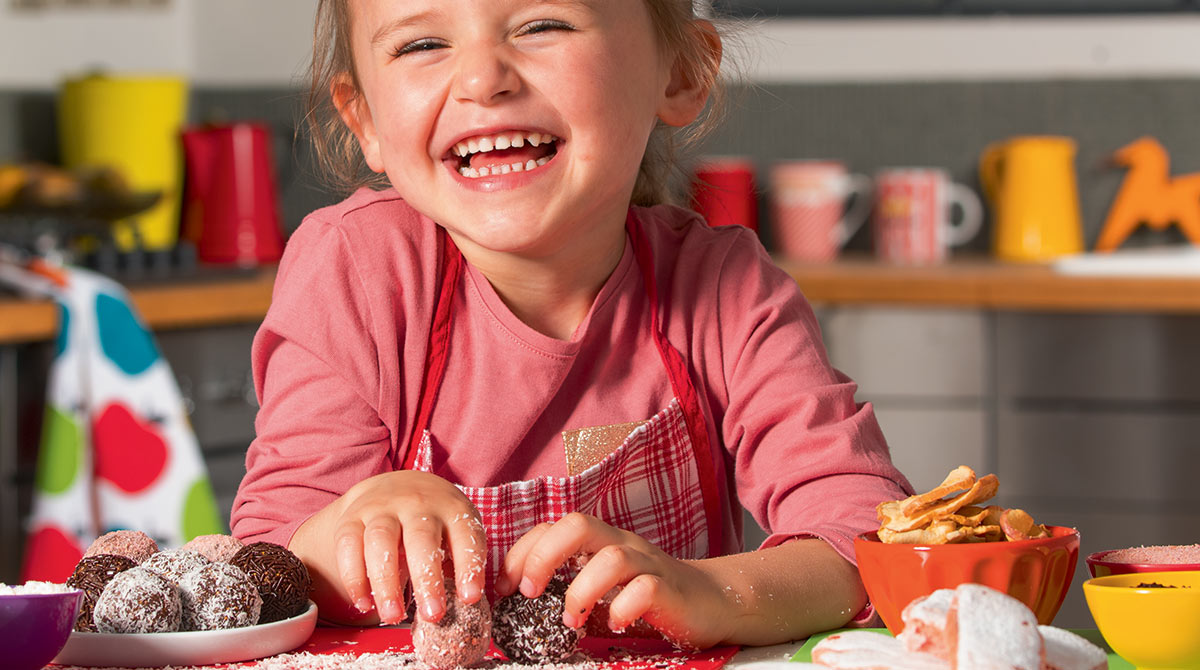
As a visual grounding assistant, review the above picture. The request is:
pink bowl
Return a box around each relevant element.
[0,588,83,670]
[855,525,1080,634]
[1086,547,1200,578]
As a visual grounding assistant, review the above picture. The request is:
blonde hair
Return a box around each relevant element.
[305,0,726,206]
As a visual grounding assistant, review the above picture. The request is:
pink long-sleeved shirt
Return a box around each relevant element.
[231,188,911,564]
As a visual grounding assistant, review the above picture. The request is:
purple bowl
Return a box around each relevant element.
[0,589,84,670]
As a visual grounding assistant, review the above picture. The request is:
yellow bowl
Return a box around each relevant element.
[1083,570,1200,669]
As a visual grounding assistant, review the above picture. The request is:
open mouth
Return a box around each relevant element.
[451,131,559,178]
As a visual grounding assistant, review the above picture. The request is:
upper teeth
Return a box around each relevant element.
[453,131,557,158]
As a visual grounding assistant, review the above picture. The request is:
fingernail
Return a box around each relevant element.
[459,581,482,604]
[563,611,582,629]
[381,598,401,622]
[423,599,444,621]
[355,597,373,613]
[519,576,537,598]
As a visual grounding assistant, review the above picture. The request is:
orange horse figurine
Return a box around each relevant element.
[1095,137,1200,252]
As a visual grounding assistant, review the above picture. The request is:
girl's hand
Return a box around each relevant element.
[330,470,486,624]
[496,513,742,649]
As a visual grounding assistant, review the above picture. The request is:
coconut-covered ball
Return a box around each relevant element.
[181,534,246,563]
[492,575,580,663]
[66,554,137,631]
[229,542,311,623]
[93,566,181,633]
[412,582,492,669]
[142,549,211,585]
[84,530,159,564]
[178,562,262,631]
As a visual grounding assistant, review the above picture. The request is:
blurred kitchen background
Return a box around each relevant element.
[3,0,1200,629]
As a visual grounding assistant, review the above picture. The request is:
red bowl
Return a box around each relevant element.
[1086,547,1200,578]
[854,525,1080,634]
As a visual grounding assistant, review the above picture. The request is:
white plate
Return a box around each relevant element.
[53,601,317,667]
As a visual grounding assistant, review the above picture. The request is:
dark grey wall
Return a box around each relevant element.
[3,78,1200,251]
[698,79,1200,253]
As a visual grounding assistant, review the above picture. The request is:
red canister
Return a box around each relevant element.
[689,156,758,231]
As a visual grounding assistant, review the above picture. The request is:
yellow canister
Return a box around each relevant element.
[59,73,188,251]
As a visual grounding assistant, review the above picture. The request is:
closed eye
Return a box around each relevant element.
[518,19,575,36]
[390,38,447,59]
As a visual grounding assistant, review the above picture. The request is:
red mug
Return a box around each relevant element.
[770,160,872,262]
[689,156,758,231]
[181,122,284,266]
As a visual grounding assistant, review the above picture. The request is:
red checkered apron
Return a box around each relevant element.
[399,211,724,588]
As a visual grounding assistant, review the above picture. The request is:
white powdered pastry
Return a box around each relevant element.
[811,631,947,670]
[178,562,262,631]
[1039,626,1109,670]
[949,583,1043,670]
[0,581,78,595]
[93,566,182,633]
[898,588,954,657]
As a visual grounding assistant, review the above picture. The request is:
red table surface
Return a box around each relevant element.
[297,626,739,669]
[49,626,740,669]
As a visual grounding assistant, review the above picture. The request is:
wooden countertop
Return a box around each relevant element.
[4,255,1200,344]
[0,268,277,344]
[777,254,1200,314]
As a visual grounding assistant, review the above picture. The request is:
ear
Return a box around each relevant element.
[657,20,722,128]
[331,73,384,173]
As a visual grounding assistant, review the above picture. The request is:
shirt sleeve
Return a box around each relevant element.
[230,216,398,548]
[710,228,914,565]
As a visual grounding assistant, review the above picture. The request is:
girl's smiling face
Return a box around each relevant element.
[336,0,706,264]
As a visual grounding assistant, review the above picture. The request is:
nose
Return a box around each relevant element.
[451,45,520,105]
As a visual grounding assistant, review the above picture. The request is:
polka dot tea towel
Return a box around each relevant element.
[16,266,223,582]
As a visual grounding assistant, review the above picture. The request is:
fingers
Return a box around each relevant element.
[403,518,448,622]
[496,521,553,597]
[362,517,409,624]
[446,507,488,604]
[605,573,667,633]
[563,544,658,629]
[334,520,373,614]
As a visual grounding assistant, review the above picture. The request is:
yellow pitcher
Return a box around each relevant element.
[979,136,1084,263]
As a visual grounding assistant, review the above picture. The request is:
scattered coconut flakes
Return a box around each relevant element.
[0,581,78,595]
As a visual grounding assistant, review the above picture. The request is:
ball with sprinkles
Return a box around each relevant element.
[142,549,211,585]
[83,530,159,564]
[492,575,581,663]
[229,542,312,623]
[93,566,182,633]
[179,562,263,630]
[181,534,245,562]
[412,581,492,669]
[66,553,137,631]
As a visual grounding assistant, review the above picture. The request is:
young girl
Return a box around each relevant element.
[232,0,912,649]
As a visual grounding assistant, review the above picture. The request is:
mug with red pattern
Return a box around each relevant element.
[871,168,983,265]
[769,160,873,262]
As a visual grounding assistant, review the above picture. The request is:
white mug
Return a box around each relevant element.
[872,168,983,265]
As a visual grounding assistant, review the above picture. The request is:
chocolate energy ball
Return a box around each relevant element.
[84,530,159,564]
[229,542,312,623]
[412,583,492,670]
[181,534,245,563]
[66,553,137,632]
[179,562,263,631]
[93,566,182,633]
[142,549,211,585]
[492,575,581,663]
